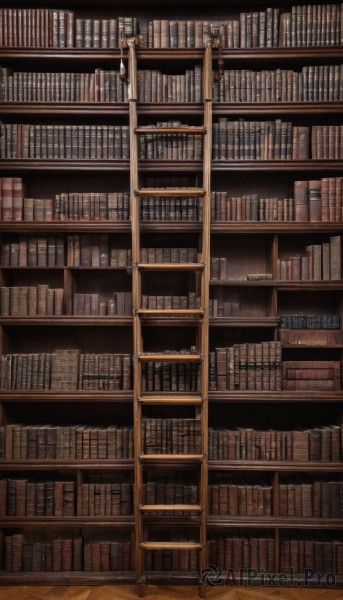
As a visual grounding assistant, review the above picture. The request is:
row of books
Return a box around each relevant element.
[84,539,132,571]
[209,483,272,516]
[0,124,130,160]
[294,178,343,223]
[0,286,64,317]
[67,236,131,268]
[0,10,137,48]
[207,535,343,574]
[2,121,342,161]
[141,359,201,392]
[73,292,132,317]
[208,425,342,461]
[210,342,282,392]
[147,5,343,48]
[209,478,343,518]
[141,294,200,310]
[282,360,341,391]
[1,5,342,49]
[0,351,133,391]
[211,177,343,223]
[209,289,240,317]
[213,65,343,103]
[4,64,342,105]
[1,235,64,267]
[213,121,310,160]
[80,483,133,516]
[0,479,75,517]
[3,178,343,224]
[279,480,343,518]
[3,477,342,519]
[277,235,342,281]
[312,125,343,159]
[4,534,132,572]
[210,257,230,281]
[138,128,203,161]
[137,68,202,104]
[279,314,340,329]
[1,423,342,462]
[56,192,130,222]
[280,538,343,574]
[1,424,134,460]
[140,247,198,264]
[207,536,274,572]
[140,196,201,222]
[211,194,295,222]
[142,480,198,514]
[0,68,129,103]
[1,236,129,268]
[143,418,202,454]
[0,180,131,222]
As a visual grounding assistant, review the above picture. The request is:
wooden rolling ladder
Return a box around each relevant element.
[127,37,213,597]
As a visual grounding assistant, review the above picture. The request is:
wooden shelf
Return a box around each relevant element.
[0,160,130,171]
[212,160,343,172]
[138,262,204,271]
[212,222,343,234]
[1,159,342,173]
[138,352,202,362]
[210,317,279,327]
[1,46,343,62]
[2,101,342,117]
[138,309,204,317]
[140,504,202,512]
[0,516,134,527]
[210,280,343,289]
[140,222,202,232]
[0,460,134,470]
[209,391,343,402]
[275,281,343,290]
[221,47,343,60]
[0,317,133,326]
[210,279,274,286]
[2,220,342,235]
[135,127,206,134]
[139,394,202,405]
[0,102,129,115]
[209,461,343,471]
[0,222,131,233]
[0,571,136,584]
[0,391,133,402]
[135,187,205,197]
[207,516,343,529]
[213,101,343,115]
[140,454,203,463]
[141,541,202,551]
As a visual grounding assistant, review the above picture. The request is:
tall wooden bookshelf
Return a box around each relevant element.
[0,0,343,594]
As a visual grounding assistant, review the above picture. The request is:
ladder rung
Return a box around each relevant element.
[140,504,202,512]
[141,542,202,551]
[135,188,205,197]
[138,309,204,317]
[138,395,203,405]
[135,127,206,135]
[140,454,203,462]
[138,263,204,272]
[138,353,202,362]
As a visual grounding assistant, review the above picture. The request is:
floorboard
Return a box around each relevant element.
[0,586,342,600]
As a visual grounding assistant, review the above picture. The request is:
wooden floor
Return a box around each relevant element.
[0,586,342,600]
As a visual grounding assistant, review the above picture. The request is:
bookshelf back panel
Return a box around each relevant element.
[0,325,134,354]
[277,290,343,316]
[211,235,273,279]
